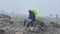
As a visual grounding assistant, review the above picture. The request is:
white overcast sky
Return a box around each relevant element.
[0,0,60,17]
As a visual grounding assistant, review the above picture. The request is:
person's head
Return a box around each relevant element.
[28,9,32,13]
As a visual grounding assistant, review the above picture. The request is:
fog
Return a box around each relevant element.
[0,0,60,17]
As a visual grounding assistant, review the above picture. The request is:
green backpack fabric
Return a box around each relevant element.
[32,8,38,20]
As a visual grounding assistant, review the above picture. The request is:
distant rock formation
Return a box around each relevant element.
[0,14,11,21]
[0,14,13,27]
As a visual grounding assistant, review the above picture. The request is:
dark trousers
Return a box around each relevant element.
[24,19,35,28]
[23,20,26,27]
[27,21,34,28]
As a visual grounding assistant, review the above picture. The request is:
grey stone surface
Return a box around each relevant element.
[0,15,60,34]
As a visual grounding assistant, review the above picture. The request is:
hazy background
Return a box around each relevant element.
[0,0,60,17]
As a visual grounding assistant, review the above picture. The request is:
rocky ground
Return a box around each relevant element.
[0,16,60,34]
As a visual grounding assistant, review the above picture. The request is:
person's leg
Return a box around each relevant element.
[26,21,33,28]
[26,23,30,28]
[30,21,34,27]
[23,21,26,27]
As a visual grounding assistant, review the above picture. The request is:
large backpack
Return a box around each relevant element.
[32,9,38,20]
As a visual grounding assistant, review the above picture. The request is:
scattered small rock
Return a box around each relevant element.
[50,22,60,28]
[0,29,5,34]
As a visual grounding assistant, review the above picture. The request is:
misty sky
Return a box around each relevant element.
[0,0,60,17]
